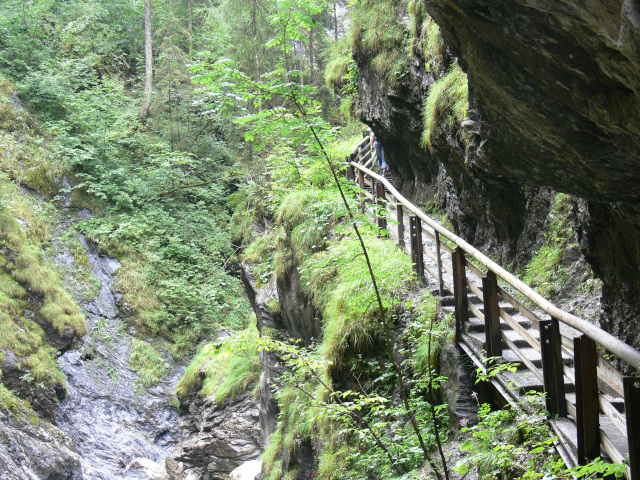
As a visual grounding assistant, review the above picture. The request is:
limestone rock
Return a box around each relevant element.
[0,403,82,480]
[229,460,261,480]
[422,0,640,348]
[166,391,262,480]
[125,457,170,480]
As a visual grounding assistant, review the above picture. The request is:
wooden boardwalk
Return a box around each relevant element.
[345,134,640,479]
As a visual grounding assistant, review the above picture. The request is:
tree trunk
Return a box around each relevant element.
[333,1,338,42]
[251,0,260,81]
[309,27,314,81]
[187,0,193,55]
[139,0,153,124]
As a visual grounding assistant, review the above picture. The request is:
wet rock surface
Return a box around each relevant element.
[0,402,83,480]
[354,22,553,269]
[50,217,185,479]
[0,349,65,422]
[422,0,640,347]
[165,391,262,480]
[356,0,640,347]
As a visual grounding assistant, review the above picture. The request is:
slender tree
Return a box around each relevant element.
[140,0,153,123]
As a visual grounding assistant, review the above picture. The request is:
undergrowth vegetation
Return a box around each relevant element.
[301,234,416,367]
[456,396,627,479]
[522,193,573,299]
[176,324,261,406]
[221,107,456,478]
[0,90,85,393]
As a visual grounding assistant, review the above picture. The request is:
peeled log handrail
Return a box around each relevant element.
[349,161,640,372]
[350,136,370,157]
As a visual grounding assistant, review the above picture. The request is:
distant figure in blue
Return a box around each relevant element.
[371,132,389,174]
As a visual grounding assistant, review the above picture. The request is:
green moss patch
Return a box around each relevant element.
[301,232,416,366]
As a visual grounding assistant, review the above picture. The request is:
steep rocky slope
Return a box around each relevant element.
[355,0,640,350]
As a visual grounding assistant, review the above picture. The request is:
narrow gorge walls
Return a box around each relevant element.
[423,0,640,348]
[353,0,640,349]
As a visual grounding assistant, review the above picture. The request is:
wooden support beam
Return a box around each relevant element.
[435,232,444,296]
[539,317,567,417]
[452,246,469,340]
[409,215,424,278]
[346,158,355,181]
[624,376,640,480]
[374,181,387,235]
[357,169,365,213]
[396,204,405,248]
[483,271,501,358]
[574,335,599,464]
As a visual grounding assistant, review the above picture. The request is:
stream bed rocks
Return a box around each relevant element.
[165,391,262,480]
[50,213,185,479]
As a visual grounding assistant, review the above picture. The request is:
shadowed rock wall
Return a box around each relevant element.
[356,0,640,348]
[423,0,640,349]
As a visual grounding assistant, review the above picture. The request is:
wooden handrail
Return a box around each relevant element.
[350,136,370,157]
[349,161,640,371]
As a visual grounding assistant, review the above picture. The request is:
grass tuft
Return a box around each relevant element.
[421,62,469,152]
[0,382,32,414]
[176,325,261,406]
[301,233,416,366]
[23,348,67,391]
[129,340,170,389]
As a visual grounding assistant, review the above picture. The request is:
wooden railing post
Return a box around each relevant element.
[375,181,387,235]
[409,215,424,278]
[435,232,444,296]
[452,246,469,340]
[482,270,501,358]
[346,158,355,181]
[574,335,599,464]
[539,317,567,417]
[396,204,405,248]
[357,169,365,213]
[624,376,640,480]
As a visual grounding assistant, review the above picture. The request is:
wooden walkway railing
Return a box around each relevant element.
[345,133,640,478]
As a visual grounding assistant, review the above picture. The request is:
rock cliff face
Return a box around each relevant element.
[357,0,640,349]
[0,400,83,480]
[166,391,262,480]
[240,262,319,478]
[425,0,640,348]
[354,33,553,268]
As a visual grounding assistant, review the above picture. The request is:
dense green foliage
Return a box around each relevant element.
[0,82,83,393]
[175,324,261,405]
[0,0,254,363]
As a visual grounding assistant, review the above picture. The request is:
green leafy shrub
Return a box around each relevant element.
[455,401,627,479]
